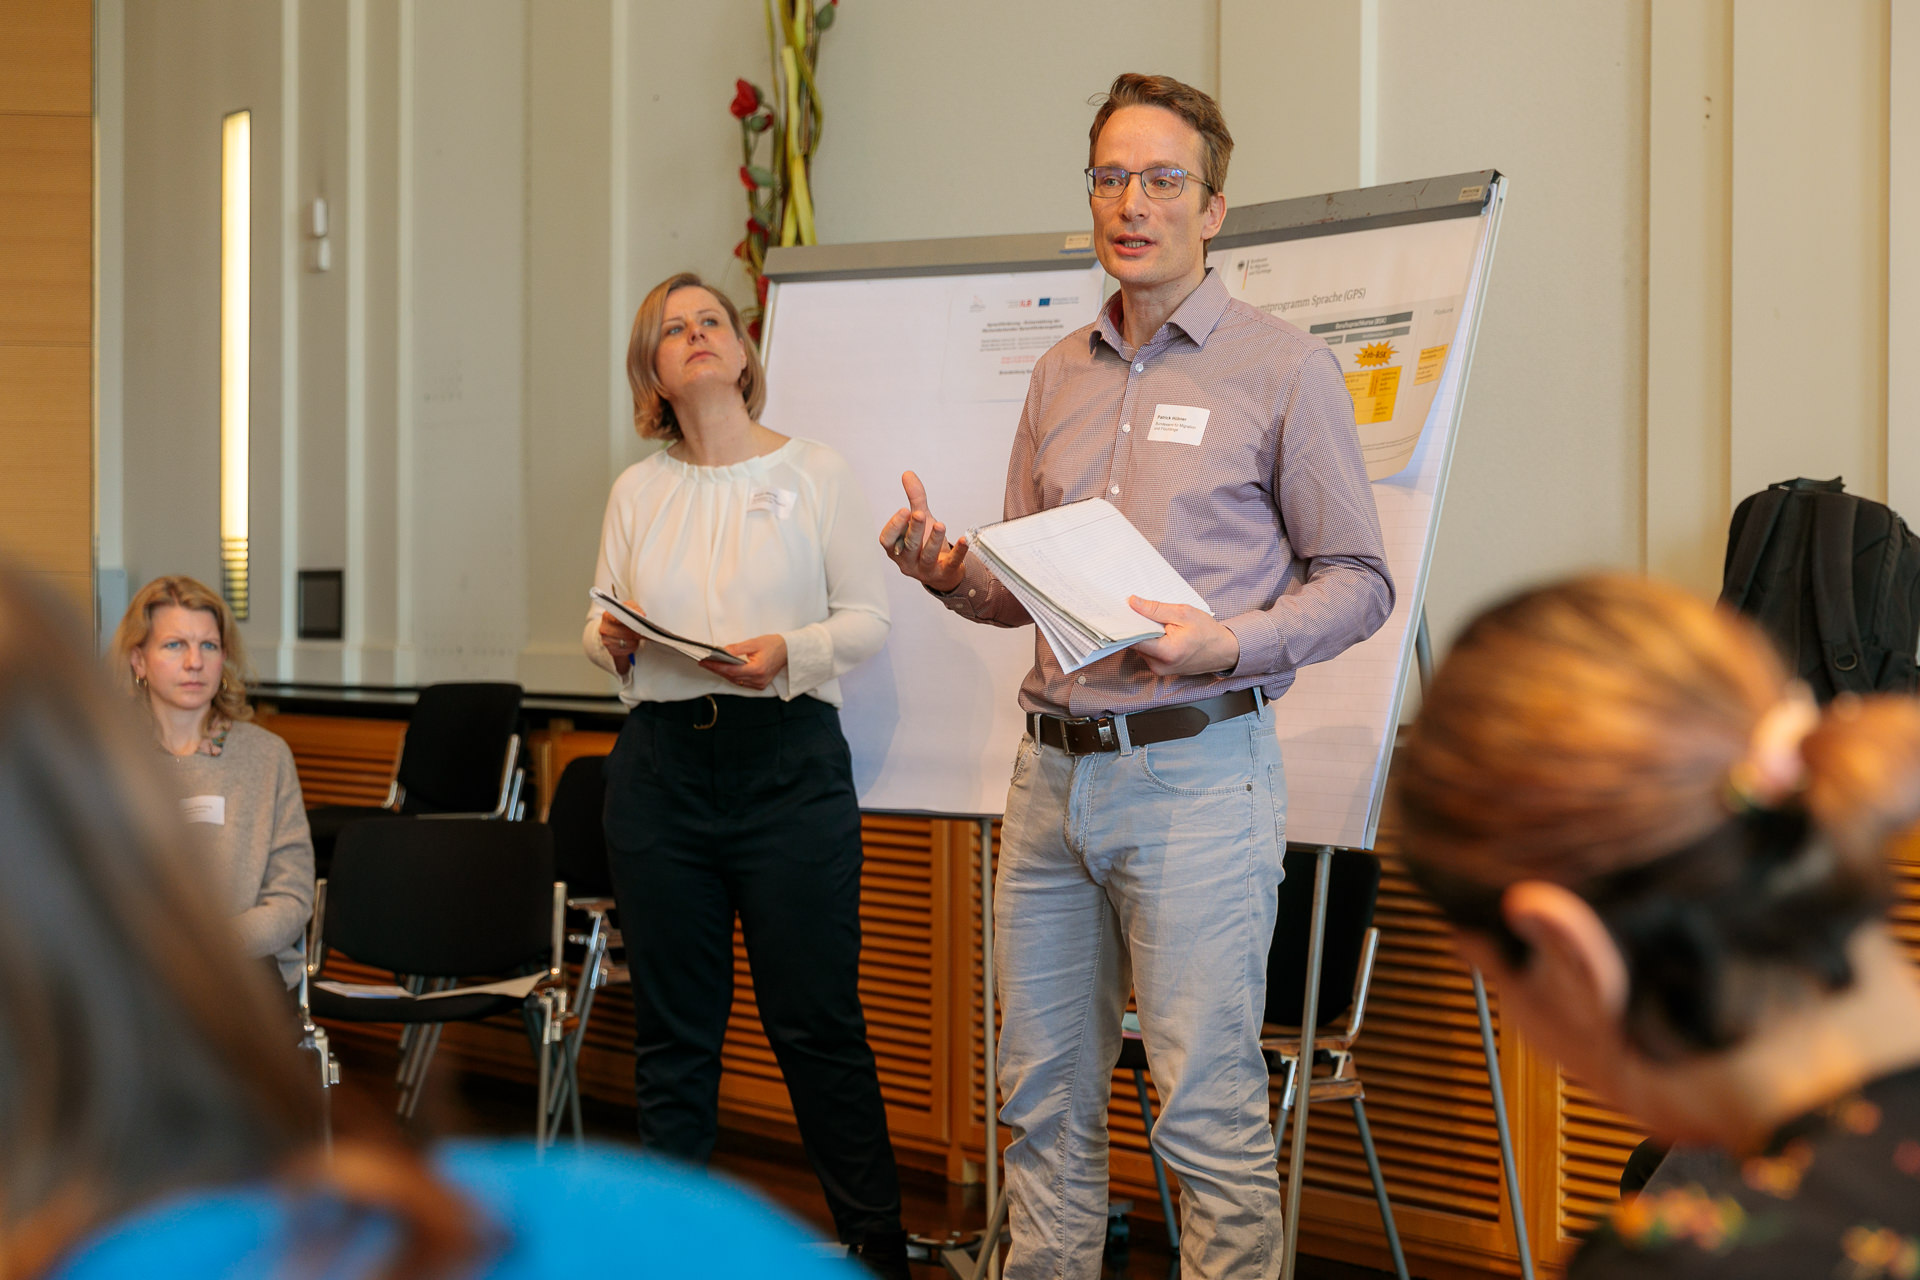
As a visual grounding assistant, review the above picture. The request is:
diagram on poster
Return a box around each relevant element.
[1210,215,1482,480]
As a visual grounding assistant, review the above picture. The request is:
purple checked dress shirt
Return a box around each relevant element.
[938,268,1394,718]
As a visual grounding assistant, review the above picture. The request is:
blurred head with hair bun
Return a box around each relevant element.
[1392,572,1920,1150]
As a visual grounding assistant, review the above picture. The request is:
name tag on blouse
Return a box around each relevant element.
[1148,403,1211,445]
[182,795,226,825]
[748,487,796,518]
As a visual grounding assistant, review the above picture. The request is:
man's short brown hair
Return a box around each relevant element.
[1087,73,1234,196]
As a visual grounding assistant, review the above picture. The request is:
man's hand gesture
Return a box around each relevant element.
[879,471,970,594]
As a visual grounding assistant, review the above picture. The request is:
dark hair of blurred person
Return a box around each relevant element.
[0,567,477,1277]
[1392,573,1920,1277]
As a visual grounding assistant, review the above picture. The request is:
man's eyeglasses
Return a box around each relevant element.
[1084,166,1212,200]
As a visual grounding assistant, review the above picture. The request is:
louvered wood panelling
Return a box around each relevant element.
[1557,1077,1643,1241]
[257,712,404,807]
[718,814,950,1150]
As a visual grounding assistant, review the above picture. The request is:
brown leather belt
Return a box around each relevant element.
[1026,688,1262,756]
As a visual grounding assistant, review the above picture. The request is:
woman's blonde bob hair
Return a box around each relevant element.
[626,272,767,442]
[107,575,253,728]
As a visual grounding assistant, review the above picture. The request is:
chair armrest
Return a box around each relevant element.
[566,896,617,914]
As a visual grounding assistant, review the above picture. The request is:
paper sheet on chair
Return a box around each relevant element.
[314,973,544,1002]
[969,498,1210,672]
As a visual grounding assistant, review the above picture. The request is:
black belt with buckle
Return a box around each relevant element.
[1026,688,1262,756]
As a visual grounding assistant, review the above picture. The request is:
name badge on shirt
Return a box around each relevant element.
[1147,404,1211,445]
[182,795,226,826]
[748,487,796,518]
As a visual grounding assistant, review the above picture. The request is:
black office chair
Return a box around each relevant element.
[306,682,527,876]
[304,817,570,1148]
[542,753,625,1142]
[1117,848,1407,1278]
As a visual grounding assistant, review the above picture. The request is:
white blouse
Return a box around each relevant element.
[583,437,890,708]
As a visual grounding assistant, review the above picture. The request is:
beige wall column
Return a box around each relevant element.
[1729,0,1890,503]
[1645,0,1732,596]
[1217,0,1365,205]
[1891,0,1920,525]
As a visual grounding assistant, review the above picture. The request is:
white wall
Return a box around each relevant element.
[103,1,1909,695]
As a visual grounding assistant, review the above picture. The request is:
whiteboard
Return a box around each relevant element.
[762,173,1505,845]
[760,240,1108,813]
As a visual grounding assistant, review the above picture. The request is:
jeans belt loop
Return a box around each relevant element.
[1113,708,1134,756]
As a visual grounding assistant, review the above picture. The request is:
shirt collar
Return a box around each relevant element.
[1092,267,1231,356]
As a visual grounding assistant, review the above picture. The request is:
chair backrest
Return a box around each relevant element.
[394,682,524,813]
[546,754,612,899]
[324,817,555,977]
[1265,848,1382,1030]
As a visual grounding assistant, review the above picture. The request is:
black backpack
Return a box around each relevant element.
[1720,477,1920,703]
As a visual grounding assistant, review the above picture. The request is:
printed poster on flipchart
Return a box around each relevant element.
[942,277,1095,401]
[1209,215,1483,480]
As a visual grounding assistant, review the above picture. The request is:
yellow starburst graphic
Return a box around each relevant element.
[1354,340,1396,368]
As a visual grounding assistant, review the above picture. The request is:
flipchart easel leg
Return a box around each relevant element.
[1278,844,1333,1280]
[1418,610,1535,1280]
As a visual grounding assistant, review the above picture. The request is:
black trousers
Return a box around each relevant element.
[603,694,903,1243]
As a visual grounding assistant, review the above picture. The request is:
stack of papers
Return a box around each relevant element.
[970,499,1211,672]
[590,588,746,666]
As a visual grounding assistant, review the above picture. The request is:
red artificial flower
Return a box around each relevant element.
[747,217,770,239]
[729,79,760,120]
[733,238,750,262]
[748,317,763,343]
[739,164,757,190]
[756,274,769,306]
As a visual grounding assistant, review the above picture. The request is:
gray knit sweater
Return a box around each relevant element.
[166,720,315,988]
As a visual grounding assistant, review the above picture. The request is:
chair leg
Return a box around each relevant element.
[300,1021,337,1154]
[534,992,556,1154]
[1351,1097,1409,1280]
[1132,1067,1180,1253]
[399,1023,445,1120]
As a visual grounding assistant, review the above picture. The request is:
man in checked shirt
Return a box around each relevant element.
[880,73,1393,1280]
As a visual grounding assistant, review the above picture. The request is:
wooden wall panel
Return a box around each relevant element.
[0,345,91,575]
[0,0,92,115]
[0,0,91,608]
[0,114,92,345]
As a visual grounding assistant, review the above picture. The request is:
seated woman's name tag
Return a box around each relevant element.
[748,487,796,517]
[181,795,226,825]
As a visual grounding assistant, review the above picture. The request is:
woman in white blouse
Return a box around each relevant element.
[584,273,906,1277]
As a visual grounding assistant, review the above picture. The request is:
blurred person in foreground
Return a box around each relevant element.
[0,565,859,1279]
[107,575,313,992]
[1393,573,1920,1279]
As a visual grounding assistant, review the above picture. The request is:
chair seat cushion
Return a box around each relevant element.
[310,987,527,1024]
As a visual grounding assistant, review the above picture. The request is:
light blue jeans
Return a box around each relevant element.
[995,707,1287,1280]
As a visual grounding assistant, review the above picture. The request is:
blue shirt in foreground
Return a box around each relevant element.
[53,1140,862,1279]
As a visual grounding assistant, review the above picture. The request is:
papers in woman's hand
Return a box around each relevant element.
[589,589,747,666]
[969,499,1211,672]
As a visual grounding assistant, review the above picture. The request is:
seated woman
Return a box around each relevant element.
[107,575,312,991]
[0,568,858,1278]
[1392,573,1920,1278]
